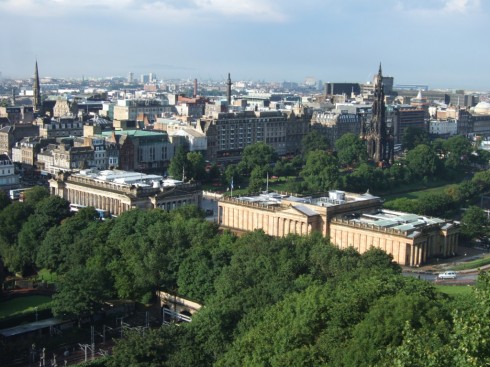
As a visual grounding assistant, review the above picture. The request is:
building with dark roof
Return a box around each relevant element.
[0,154,19,190]
[101,129,174,172]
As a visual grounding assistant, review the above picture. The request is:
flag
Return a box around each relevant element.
[230,177,234,190]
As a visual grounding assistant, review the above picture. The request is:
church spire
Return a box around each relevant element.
[33,60,42,114]
[226,73,232,105]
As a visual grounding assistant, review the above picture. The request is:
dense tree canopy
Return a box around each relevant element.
[301,130,330,157]
[461,205,489,240]
[301,150,339,192]
[401,126,429,151]
[405,144,439,179]
[168,145,187,180]
[335,132,368,167]
[238,142,278,176]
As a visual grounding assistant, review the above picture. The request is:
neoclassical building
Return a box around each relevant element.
[218,191,459,267]
[49,169,202,216]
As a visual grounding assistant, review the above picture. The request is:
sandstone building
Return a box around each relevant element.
[218,190,459,266]
[49,169,202,216]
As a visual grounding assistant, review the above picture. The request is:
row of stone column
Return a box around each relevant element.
[409,241,428,267]
[157,199,189,211]
[332,228,410,265]
[66,187,130,215]
[219,204,311,237]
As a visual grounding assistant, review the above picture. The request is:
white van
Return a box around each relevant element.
[438,271,457,279]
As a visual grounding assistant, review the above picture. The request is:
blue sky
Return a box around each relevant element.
[0,0,488,90]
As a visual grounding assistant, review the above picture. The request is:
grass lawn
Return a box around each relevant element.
[451,256,490,271]
[435,285,474,297]
[381,183,460,201]
[0,295,52,319]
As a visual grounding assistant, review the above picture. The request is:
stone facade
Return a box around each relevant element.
[113,99,166,121]
[102,130,173,172]
[218,191,459,267]
[197,106,311,163]
[0,154,19,190]
[49,169,202,216]
[0,124,40,156]
[311,110,361,147]
[37,117,84,138]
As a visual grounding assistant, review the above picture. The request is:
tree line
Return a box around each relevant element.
[1,183,490,365]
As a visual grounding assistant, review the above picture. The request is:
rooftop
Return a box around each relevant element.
[230,190,380,209]
[335,209,451,237]
[74,169,182,188]
[100,129,167,137]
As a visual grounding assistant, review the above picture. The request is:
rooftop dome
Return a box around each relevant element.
[473,101,490,115]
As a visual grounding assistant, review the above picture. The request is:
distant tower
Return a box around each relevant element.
[11,87,16,106]
[33,60,42,115]
[364,64,393,165]
[193,79,198,98]
[128,72,134,83]
[226,73,232,105]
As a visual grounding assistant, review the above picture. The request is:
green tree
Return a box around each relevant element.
[247,166,266,194]
[451,272,490,366]
[383,198,421,214]
[0,201,33,244]
[442,135,473,172]
[168,145,188,180]
[417,191,455,217]
[301,130,329,157]
[52,266,113,319]
[301,150,339,192]
[177,231,235,302]
[405,144,439,179]
[224,164,241,187]
[344,292,449,367]
[272,159,296,178]
[335,132,368,167]
[238,142,277,176]
[346,163,387,192]
[472,169,490,191]
[186,151,206,181]
[461,205,488,239]
[206,163,221,183]
[36,207,99,273]
[15,196,71,274]
[0,190,10,210]
[22,186,50,206]
[107,326,182,367]
[401,127,429,151]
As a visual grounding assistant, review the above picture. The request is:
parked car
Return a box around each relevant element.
[438,271,457,279]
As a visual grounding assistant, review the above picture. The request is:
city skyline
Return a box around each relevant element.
[0,0,489,91]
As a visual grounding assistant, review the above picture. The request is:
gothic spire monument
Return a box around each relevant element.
[365,63,394,165]
[33,60,43,115]
[226,73,232,105]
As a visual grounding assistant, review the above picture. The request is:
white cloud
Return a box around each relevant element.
[443,0,480,12]
[0,0,287,22]
[394,0,481,14]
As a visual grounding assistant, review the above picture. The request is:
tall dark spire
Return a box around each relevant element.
[33,60,42,114]
[364,64,393,165]
[226,73,232,105]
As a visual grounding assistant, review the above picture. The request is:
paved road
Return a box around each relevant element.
[403,271,478,284]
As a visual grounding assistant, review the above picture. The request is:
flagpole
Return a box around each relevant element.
[266,172,269,193]
[231,177,233,197]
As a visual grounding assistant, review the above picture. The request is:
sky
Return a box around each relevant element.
[0,0,488,91]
